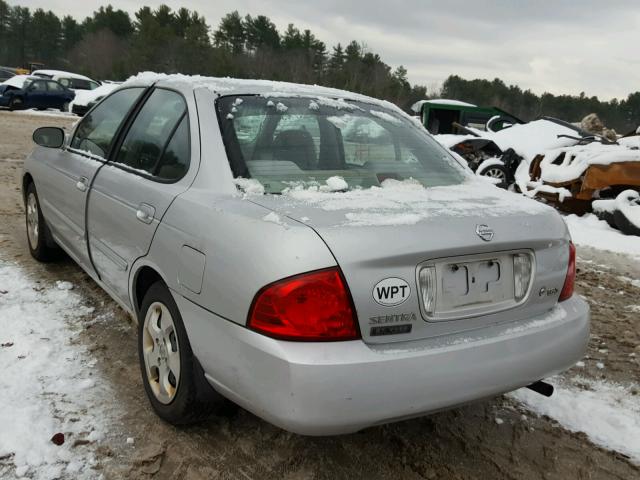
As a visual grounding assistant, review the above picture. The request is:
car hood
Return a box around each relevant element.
[248,180,571,344]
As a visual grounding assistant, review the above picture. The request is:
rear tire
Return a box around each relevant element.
[25,182,58,262]
[61,102,70,112]
[138,281,226,425]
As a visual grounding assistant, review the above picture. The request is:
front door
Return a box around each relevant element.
[24,80,48,109]
[87,88,192,306]
[36,87,145,268]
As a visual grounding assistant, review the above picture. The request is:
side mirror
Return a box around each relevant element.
[33,127,65,149]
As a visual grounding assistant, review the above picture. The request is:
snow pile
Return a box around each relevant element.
[324,176,348,191]
[282,178,551,227]
[69,83,119,110]
[511,377,640,464]
[593,190,640,228]
[564,213,640,258]
[0,261,113,479]
[537,143,640,184]
[234,177,265,195]
[262,211,286,227]
[480,120,578,162]
[433,134,479,149]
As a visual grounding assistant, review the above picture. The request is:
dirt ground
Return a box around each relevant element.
[0,111,639,480]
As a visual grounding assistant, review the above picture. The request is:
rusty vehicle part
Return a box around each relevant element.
[529,153,640,215]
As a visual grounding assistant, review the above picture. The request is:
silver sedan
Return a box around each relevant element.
[23,75,589,435]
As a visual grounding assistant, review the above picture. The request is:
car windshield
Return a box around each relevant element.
[217,96,467,194]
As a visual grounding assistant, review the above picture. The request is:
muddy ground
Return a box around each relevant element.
[0,111,638,480]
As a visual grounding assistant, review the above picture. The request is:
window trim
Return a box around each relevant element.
[67,86,149,163]
[105,86,192,185]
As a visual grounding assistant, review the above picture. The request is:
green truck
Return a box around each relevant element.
[411,99,523,135]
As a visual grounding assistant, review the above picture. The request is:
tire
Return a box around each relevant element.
[61,102,70,113]
[138,281,226,425]
[25,182,58,262]
[477,163,508,189]
[8,97,23,111]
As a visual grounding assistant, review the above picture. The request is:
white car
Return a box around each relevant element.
[32,69,100,91]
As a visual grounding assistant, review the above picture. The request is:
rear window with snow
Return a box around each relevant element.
[217,96,467,194]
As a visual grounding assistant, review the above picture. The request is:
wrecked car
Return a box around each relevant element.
[525,132,640,215]
[0,74,75,111]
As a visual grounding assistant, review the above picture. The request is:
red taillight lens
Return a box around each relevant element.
[248,268,360,341]
[559,242,576,301]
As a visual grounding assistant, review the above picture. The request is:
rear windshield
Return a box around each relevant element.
[217,96,467,194]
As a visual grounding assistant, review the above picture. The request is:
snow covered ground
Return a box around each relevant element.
[511,376,640,464]
[564,213,640,260]
[0,260,114,479]
[13,109,76,119]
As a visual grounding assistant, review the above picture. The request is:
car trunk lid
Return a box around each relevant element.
[250,181,571,344]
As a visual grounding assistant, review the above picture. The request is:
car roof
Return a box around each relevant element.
[122,72,403,112]
[32,69,96,82]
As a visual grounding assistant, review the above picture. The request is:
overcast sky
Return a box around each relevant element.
[18,0,640,100]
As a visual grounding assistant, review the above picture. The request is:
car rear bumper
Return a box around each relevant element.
[176,293,589,436]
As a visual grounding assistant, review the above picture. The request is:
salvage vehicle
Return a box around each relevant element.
[23,75,589,435]
[526,132,640,215]
[411,99,522,135]
[32,69,101,91]
[0,75,75,111]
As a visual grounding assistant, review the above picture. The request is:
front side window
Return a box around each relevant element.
[217,96,467,194]
[29,81,47,92]
[71,87,144,158]
[114,88,188,178]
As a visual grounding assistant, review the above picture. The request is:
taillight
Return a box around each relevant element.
[247,268,360,341]
[559,242,576,301]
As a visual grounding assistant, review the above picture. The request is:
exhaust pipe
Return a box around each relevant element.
[526,380,554,397]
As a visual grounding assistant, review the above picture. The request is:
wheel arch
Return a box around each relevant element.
[22,172,34,203]
[131,263,170,317]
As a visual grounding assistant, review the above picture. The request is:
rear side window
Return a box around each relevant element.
[46,81,64,92]
[71,88,144,159]
[114,89,188,180]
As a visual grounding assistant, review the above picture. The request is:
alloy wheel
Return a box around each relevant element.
[142,301,181,404]
[26,192,39,250]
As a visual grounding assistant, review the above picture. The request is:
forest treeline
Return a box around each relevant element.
[0,1,638,131]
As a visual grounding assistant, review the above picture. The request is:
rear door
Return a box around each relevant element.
[45,80,67,109]
[86,87,193,306]
[36,87,145,268]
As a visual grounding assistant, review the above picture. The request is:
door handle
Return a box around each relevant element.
[75,176,88,192]
[136,203,156,224]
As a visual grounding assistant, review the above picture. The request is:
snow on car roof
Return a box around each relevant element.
[123,72,406,114]
[411,98,477,112]
[1,74,38,88]
[32,69,95,82]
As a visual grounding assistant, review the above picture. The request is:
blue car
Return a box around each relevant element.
[0,75,75,111]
